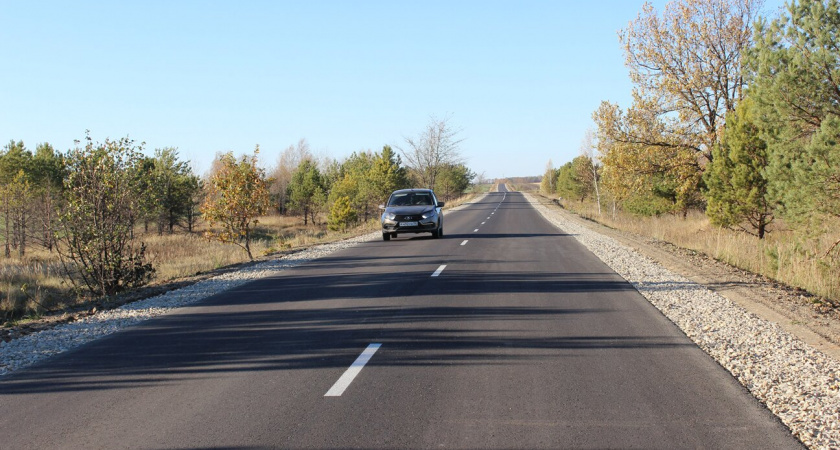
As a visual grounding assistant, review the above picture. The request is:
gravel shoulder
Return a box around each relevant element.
[525,193,839,450]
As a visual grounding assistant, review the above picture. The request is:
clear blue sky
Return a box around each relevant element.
[1,0,786,179]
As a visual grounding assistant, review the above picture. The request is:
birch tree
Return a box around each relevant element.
[398,115,464,188]
[578,129,602,214]
[541,160,556,194]
[270,139,312,214]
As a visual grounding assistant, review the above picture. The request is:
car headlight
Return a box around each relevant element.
[421,210,437,219]
[383,212,397,221]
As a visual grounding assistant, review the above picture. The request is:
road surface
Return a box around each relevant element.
[0,185,803,449]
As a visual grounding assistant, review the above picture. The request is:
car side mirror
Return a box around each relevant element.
[379,204,385,210]
[437,201,445,207]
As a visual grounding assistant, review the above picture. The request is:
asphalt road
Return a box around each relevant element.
[0,185,803,449]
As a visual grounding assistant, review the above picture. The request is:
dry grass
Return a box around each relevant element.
[0,190,488,322]
[467,184,494,194]
[443,192,482,210]
[144,194,484,283]
[143,214,381,280]
[506,182,539,193]
[0,213,377,323]
[0,249,73,320]
[559,198,840,303]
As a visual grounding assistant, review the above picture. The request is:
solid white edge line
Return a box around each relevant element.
[325,343,382,397]
[431,265,447,277]
[460,240,468,246]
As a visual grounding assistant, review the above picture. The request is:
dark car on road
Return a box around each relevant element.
[379,189,445,241]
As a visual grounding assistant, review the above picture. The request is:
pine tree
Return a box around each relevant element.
[287,159,325,225]
[328,195,357,232]
[750,0,840,252]
[369,145,409,204]
[704,97,773,238]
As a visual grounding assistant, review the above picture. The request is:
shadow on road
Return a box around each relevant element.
[0,259,692,395]
[0,189,694,396]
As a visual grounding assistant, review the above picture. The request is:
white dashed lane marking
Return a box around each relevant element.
[325,343,381,397]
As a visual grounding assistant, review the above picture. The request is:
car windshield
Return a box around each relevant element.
[388,193,433,206]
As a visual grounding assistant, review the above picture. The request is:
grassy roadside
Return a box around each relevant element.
[0,192,482,328]
[0,215,354,326]
[540,194,840,307]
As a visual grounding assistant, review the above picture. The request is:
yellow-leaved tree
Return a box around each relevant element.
[595,0,762,214]
[201,147,272,261]
[620,0,761,158]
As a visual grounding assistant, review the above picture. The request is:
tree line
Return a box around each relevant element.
[1,133,203,296]
[266,115,473,233]
[544,0,839,255]
[1,116,474,298]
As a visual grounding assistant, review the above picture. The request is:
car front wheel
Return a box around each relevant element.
[382,233,390,241]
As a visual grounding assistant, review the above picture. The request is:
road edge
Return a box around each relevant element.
[523,191,839,449]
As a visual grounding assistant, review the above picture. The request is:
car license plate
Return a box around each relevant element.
[399,221,419,227]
